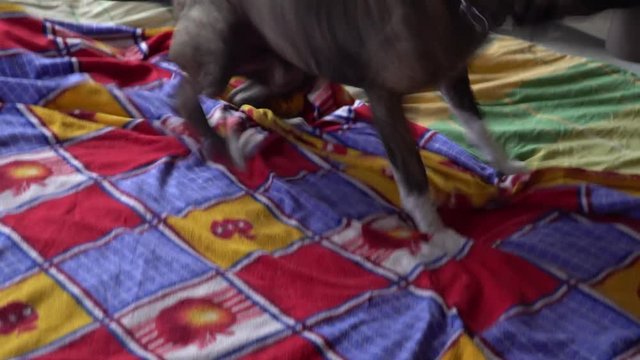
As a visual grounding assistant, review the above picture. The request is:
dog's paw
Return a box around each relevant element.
[201,131,247,172]
[228,80,271,108]
[495,160,528,175]
[226,128,247,172]
[429,228,468,255]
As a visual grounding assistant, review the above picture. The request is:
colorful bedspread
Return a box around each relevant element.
[1,5,639,360]
[407,35,640,174]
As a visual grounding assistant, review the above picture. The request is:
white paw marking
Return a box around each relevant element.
[390,167,445,234]
[402,192,444,233]
[429,228,468,255]
[227,128,247,171]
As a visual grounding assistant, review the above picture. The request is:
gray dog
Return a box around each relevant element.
[166,0,637,240]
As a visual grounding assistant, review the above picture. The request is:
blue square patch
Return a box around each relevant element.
[482,289,640,360]
[115,155,244,217]
[326,122,387,156]
[124,80,178,121]
[499,213,640,281]
[0,71,86,106]
[0,104,49,158]
[0,230,37,287]
[423,132,497,184]
[314,290,463,360]
[0,53,75,80]
[260,170,394,234]
[589,185,640,219]
[59,227,214,314]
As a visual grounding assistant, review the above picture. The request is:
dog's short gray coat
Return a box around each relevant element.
[167,0,636,238]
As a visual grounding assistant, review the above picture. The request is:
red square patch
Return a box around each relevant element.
[441,186,583,247]
[0,18,56,52]
[413,243,561,333]
[1,184,143,258]
[236,244,391,320]
[34,326,137,360]
[229,135,321,190]
[78,58,172,87]
[65,128,189,176]
[441,206,550,247]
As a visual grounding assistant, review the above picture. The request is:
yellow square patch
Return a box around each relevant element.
[31,94,131,142]
[343,158,401,207]
[44,82,131,119]
[167,195,305,268]
[440,334,487,360]
[593,258,640,320]
[343,149,497,209]
[0,4,25,13]
[30,106,107,141]
[0,272,93,358]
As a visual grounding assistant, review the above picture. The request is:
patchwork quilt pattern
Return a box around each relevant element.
[0,4,639,359]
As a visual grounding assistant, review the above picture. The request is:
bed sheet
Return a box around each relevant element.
[0,5,639,360]
[408,35,640,174]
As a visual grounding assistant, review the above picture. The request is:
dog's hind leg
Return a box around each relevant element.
[440,69,527,175]
[367,89,445,234]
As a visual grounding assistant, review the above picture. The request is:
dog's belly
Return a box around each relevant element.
[235,0,480,92]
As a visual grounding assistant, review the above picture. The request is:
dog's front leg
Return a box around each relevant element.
[168,1,244,168]
[367,89,445,234]
[441,69,528,175]
[368,89,466,251]
[175,77,232,160]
